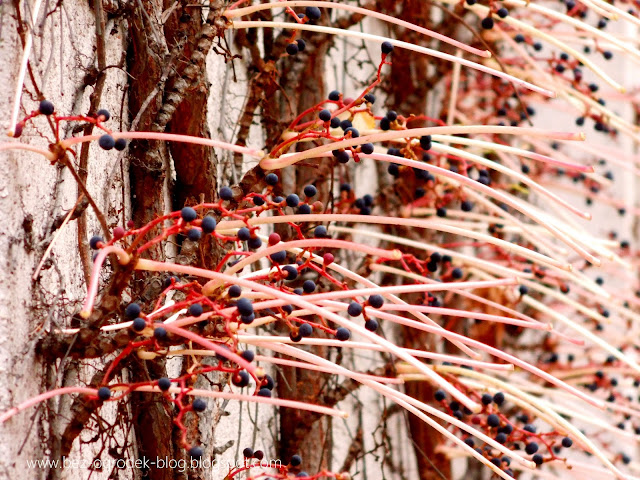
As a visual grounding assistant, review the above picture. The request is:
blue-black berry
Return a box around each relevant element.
[125,303,141,319]
[381,41,394,54]
[192,398,207,412]
[98,134,116,150]
[335,327,351,341]
[201,216,216,233]
[39,100,55,115]
[96,109,111,121]
[158,377,172,391]
[90,235,104,249]
[219,186,233,201]
[181,207,197,222]
[97,386,111,400]
[236,298,254,316]
[265,173,279,185]
[132,317,147,332]
[347,302,363,317]
[188,303,203,317]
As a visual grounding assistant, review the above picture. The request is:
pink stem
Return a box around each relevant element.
[80,246,131,318]
[133,386,346,417]
[159,323,258,377]
[135,258,481,412]
[261,126,584,169]
[59,132,264,158]
[252,354,405,383]
[0,143,57,161]
[0,387,97,424]
[225,1,491,58]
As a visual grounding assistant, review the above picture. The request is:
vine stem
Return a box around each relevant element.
[0,142,56,161]
[230,21,555,97]
[0,387,97,424]
[224,0,491,57]
[133,258,482,412]
[7,0,44,137]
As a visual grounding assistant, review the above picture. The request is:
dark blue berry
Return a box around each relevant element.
[269,250,287,263]
[290,455,302,467]
[248,236,262,249]
[302,280,316,293]
[240,350,255,362]
[497,7,509,17]
[158,377,172,391]
[189,447,203,459]
[154,327,167,339]
[314,225,328,238]
[97,386,111,400]
[187,228,201,241]
[361,143,374,154]
[561,437,573,448]
[283,265,298,280]
[364,93,376,104]
[201,216,216,233]
[125,303,141,319]
[98,134,115,150]
[319,109,331,122]
[381,41,394,54]
[257,388,272,397]
[265,173,279,185]
[39,100,55,115]
[335,327,351,341]
[487,414,500,427]
[89,235,104,249]
[364,319,379,331]
[368,294,384,308]
[299,323,313,337]
[328,90,340,101]
[236,298,254,316]
[305,6,322,20]
[237,227,251,241]
[188,303,203,317]
[286,194,300,207]
[286,43,299,55]
[304,185,317,197]
[219,187,233,201]
[525,442,539,455]
[296,38,306,51]
[132,317,146,331]
[96,109,111,121]
[229,285,242,297]
[192,398,207,412]
[481,17,494,29]
[434,389,446,401]
[379,117,391,130]
[330,117,341,128]
[114,138,127,151]
[232,371,250,387]
[347,302,363,316]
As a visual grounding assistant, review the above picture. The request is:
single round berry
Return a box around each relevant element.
[265,173,279,185]
[125,303,141,319]
[532,454,543,465]
[201,216,216,233]
[318,110,331,122]
[379,117,391,130]
[188,303,203,317]
[263,374,275,390]
[330,117,341,128]
[132,317,147,332]
[335,327,351,341]
[282,265,298,280]
[269,250,287,264]
[243,447,254,458]
[361,143,374,155]
[154,327,167,339]
[181,207,197,222]
[189,447,203,459]
[253,196,265,206]
[340,119,352,130]
[39,100,55,115]
[561,437,573,448]
[232,371,250,387]
[302,280,316,293]
[219,186,233,201]
[368,294,384,308]
[187,228,201,241]
[298,204,312,214]
[434,389,446,401]
[236,298,254,316]
[381,41,394,54]
[304,185,318,197]
[314,225,328,238]
[96,109,111,121]
[286,194,300,208]
[525,442,539,455]
[98,134,116,150]
[328,90,340,101]
[258,388,272,397]
[299,323,313,337]
[286,43,299,55]
[364,93,376,104]
[237,227,251,241]
[461,200,473,212]
[347,302,363,317]
[364,319,379,331]
[481,393,493,405]
[97,386,111,400]
[114,138,127,151]
[290,454,302,467]
[305,6,322,20]
[451,267,463,280]
[241,314,255,325]
[89,235,104,250]
[420,135,432,150]
[344,127,359,138]
[247,236,262,249]
[240,350,255,363]
[497,7,509,17]
[228,285,242,297]
[192,398,207,412]
[253,450,264,460]
[158,377,172,391]
[493,391,505,405]
[487,414,501,428]
[481,16,494,29]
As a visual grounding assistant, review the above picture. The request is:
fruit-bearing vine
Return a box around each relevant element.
[3,1,640,479]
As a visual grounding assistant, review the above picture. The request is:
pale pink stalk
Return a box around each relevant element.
[243,336,514,371]
[369,308,606,408]
[265,342,535,473]
[224,1,491,57]
[80,246,131,318]
[0,387,97,424]
[135,258,481,412]
[366,152,598,264]
[59,132,264,158]
[261,126,583,169]
[0,143,57,161]
[231,21,554,99]
[159,322,257,376]
[217,213,572,271]
[224,238,401,277]
[133,386,346,417]
[376,304,548,330]
[252,354,404,383]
